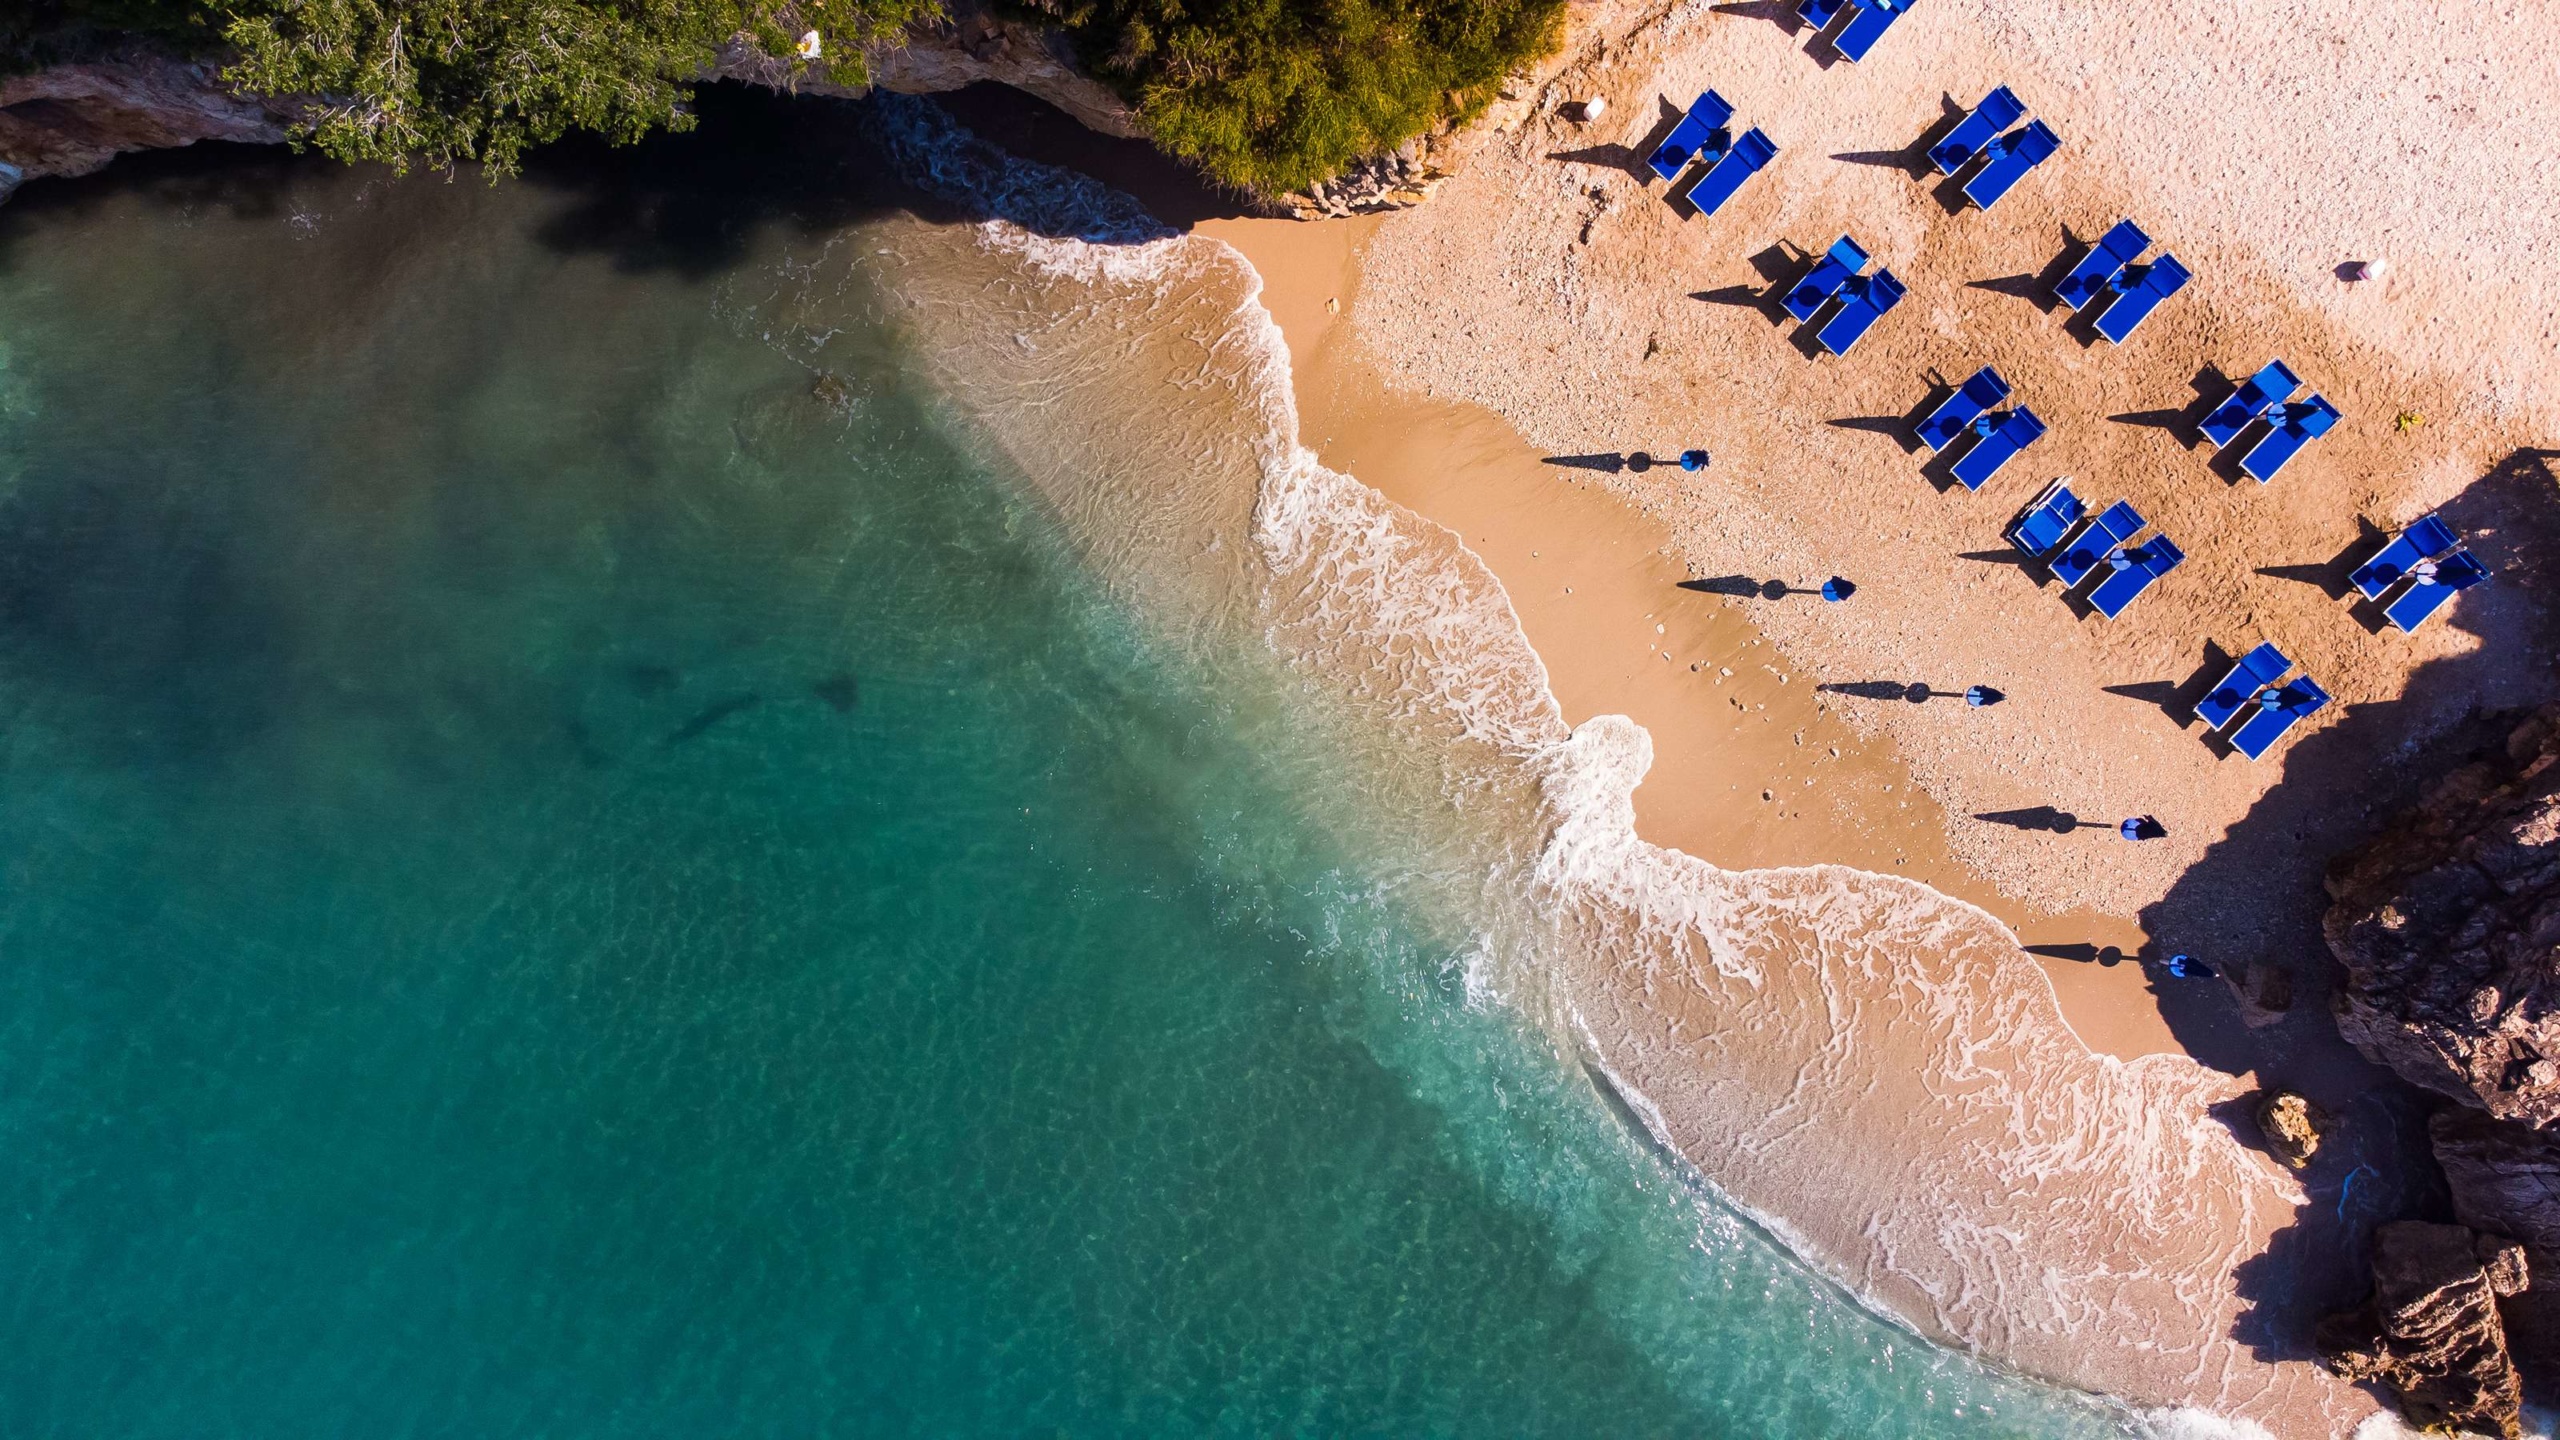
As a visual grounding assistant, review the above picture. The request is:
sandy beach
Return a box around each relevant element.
[1178,0,2560,1428]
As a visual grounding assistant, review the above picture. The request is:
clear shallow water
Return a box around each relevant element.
[0,94,2153,1438]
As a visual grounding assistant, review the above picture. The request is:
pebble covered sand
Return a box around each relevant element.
[1351,0,2560,957]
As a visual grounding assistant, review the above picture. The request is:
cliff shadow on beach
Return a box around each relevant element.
[2120,447,2560,1364]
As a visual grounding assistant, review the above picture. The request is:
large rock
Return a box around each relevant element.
[2253,1090,2328,1169]
[2433,1107,2560,1379]
[0,50,297,201]
[2318,1220,2529,1438]
[2325,704,2560,1125]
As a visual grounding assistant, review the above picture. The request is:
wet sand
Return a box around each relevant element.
[1209,211,2172,1061]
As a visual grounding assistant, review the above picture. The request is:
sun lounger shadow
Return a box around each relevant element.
[1916,447,1973,494]
[2102,644,2230,724]
[1975,806,2089,833]
[1692,283,1771,309]
[1830,142,1931,178]
[1965,274,2046,303]
[1956,549,2034,571]
[2098,368,2224,448]
[2255,557,2358,602]
[1545,143,1649,180]
[1825,415,1919,452]
[1925,171,1973,216]
[1709,0,1802,29]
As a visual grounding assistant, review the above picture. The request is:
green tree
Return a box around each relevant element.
[222,0,934,174]
[1031,0,1564,191]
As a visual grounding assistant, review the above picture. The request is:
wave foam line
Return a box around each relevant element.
[754,99,2376,1439]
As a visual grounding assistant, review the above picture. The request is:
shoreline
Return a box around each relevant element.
[1195,0,2560,1420]
[1206,210,2178,1060]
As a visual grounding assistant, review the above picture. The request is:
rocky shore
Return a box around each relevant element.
[2321,702,2560,1433]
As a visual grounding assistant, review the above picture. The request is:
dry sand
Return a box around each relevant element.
[1330,0,2560,1003]
[1196,0,2560,1427]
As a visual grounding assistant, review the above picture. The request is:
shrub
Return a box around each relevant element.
[1028,0,1564,191]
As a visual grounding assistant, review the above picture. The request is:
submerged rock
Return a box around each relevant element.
[2318,1220,2527,1438]
[2252,1090,2328,1169]
[2325,703,2560,1126]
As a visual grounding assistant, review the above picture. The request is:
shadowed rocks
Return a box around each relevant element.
[2318,1221,2527,1438]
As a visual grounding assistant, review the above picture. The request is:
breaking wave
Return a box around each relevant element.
[733,97,2374,1438]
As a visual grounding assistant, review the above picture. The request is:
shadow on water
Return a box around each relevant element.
[2094,448,2560,1363]
[0,82,1232,286]
[518,82,1220,276]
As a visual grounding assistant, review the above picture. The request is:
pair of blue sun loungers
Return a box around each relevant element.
[2004,480,2184,619]
[2053,219,2191,344]
[2197,360,2341,482]
[2350,514,2492,632]
[1917,366,2045,488]
[2195,644,2331,760]
[1783,236,1906,356]
[1929,87,2058,212]
[1646,91,1780,216]
[1797,0,1917,62]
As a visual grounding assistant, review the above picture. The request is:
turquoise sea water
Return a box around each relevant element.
[0,95,2149,1437]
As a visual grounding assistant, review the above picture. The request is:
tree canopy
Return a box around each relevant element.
[7,0,1561,190]
[1034,0,1562,192]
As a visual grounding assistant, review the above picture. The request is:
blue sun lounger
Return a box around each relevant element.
[2195,643,2293,732]
[1949,406,2046,490]
[2086,534,2184,618]
[1832,0,1916,63]
[2383,549,2492,633]
[2048,500,2145,590]
[2228,676,2330,760]
[1917,367,2011,450]
[1960,120,2059,211]
[1685,128,1778,216]
[1784,235,1869,321]
[2090,254,2191,344]
[1929,87,2027,174]
[1815,268,1905,355]
[2237,395,2339,482]
[1796,0,1850,27]
[1648,91,1737,182]
[2006,479,2084,559]
[2054,220,2150,310]
[2199,361,2303,449]
[2350,515,2462,600]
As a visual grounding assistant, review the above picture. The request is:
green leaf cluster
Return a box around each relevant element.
[7,0,937,175]
[1032,0,1564,191]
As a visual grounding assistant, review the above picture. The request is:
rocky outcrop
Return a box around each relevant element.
[2326,703,2560,1125]
[1273,140,1451,219]
[2253,1090,2328,1169]
[2318,1220,2529,1438]
[2432,1107,2560,1380]
[0,50,298,202]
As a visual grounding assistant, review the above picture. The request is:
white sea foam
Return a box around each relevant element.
[738,102,2374,1437]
